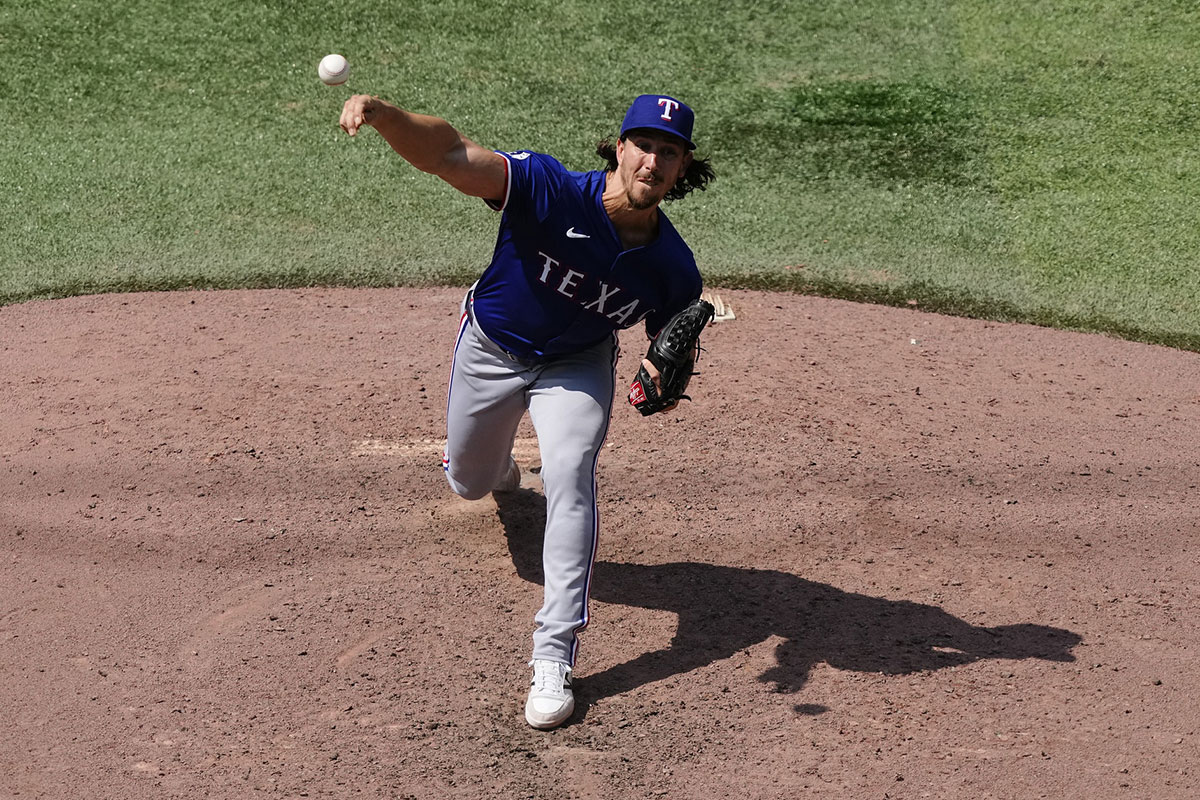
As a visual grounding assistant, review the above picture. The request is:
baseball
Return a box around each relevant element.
[317,53,349,86]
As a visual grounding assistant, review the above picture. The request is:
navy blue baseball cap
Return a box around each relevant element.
[620,94,696,150]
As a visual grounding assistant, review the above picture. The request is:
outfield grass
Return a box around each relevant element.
[3,0,1199,349]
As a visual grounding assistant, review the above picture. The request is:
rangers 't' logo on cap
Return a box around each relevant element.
[620,94,696,150]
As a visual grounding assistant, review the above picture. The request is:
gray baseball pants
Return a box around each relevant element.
[443,291,618,666]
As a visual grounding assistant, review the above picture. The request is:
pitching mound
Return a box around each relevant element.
[3,287,1198,798]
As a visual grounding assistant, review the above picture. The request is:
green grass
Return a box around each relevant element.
[3,0,1200,349]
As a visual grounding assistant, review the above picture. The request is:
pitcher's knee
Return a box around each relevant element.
[445,468,492,501]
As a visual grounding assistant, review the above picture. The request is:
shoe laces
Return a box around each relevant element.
[530,659,571,694]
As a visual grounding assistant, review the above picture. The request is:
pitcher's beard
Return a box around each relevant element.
[626,186,660,210]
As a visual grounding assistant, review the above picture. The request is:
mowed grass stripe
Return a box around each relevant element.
[2,1,1199,348]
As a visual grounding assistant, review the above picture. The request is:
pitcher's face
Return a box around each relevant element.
[615,131,693,209]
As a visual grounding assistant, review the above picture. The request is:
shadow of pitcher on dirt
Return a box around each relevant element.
[495,490,1081,714]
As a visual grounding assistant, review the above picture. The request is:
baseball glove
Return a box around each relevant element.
[628,298,715,416]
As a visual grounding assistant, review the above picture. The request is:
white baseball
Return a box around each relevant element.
[317,53,349,86]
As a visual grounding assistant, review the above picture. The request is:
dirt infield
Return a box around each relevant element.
[3,286,1198,799]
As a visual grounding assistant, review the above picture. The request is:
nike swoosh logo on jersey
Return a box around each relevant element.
[566,227,591,239]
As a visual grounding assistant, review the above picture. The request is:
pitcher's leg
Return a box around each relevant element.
[526,338,618,665]
[443,315,529,500]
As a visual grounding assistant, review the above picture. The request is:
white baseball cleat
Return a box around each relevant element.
[525,659,574,729]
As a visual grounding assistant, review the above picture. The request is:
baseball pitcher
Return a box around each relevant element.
[339,92,715,729]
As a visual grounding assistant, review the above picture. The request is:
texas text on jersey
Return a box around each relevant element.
[470,151,702,361]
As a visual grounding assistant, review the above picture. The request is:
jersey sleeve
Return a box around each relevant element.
[642,217,704,337]
[483,151,566,223]
[644,269,703,338]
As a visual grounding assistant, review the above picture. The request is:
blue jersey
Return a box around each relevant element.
[470,151,702,360]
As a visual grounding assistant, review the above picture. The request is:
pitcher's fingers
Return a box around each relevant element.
[641,358,662,393]
[339,96,370,136]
